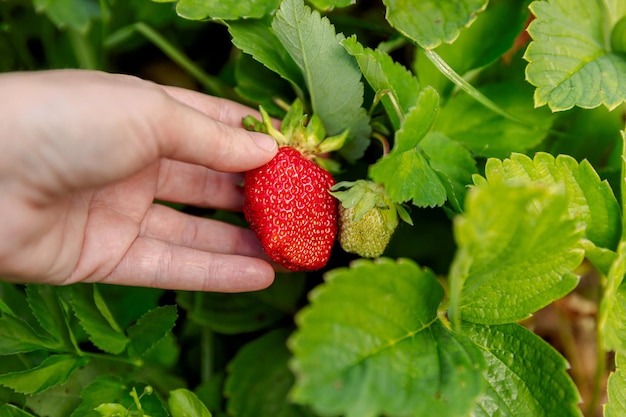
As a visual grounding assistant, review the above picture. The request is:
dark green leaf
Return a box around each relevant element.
[71,376,127,417]
[449,182,584,325]
[225,329,314,417]
[177,274,304,334]
[272,0,371,160]
[70,285,129,355]
[228,18,305,92]
[26,285,73,350]
[0,354,89,395]
[383,0,488,49]
[33,0,100,33]
[434,82,554,158]
[0,314,59,354]
[234,54,294,116]
[0,405,37,417]
[127,306,177,359]
[26,360,104,417]
[463,323,583,417]
[290,258,485,417]
[95,285,164,330]
[415,0,531,95]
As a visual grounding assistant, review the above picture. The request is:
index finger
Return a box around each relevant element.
[161,86,264,127]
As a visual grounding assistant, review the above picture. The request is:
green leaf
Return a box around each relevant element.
[272,0,371,160]
[169,389,212,417]
[173,0,280,20]
[307,0,356,11]
[599,241,626,354]
[369,148,447,207]
[415,0,531,95]
[194,373,226,415]
[390,86,440,153]
[0,405,37,417]
[26,285,73,350]
[420,132,477,212]
[95,403,128,416]
[71,376,127,417]
[480,152,621,250]
[369,90,449,208]
[382,0,489,49]
[290,258,485,417]
[33,0,100,33]
[234,54,294,116]
[463,323,583,417]
[605,352,626,417]
[27,361,101,417]
[228,18,305,91]
[70,285,129,355]
[0,354,89,395]
[547,106,625,171]
[342,36,420,130]
[177,273,305,334]
[434,82,555,158]
[127,305,177,359]
[95,285,164,330]
[225,329,314,417]
[0,314,59,354]
[525,0,626,111]
[449,182,584,325]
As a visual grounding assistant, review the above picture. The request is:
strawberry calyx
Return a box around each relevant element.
[243,99,349,171]
[330,180,412,230]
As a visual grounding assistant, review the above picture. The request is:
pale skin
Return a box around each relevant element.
[0,70,280,292]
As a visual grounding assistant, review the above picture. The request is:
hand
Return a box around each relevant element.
[0,70,279,292]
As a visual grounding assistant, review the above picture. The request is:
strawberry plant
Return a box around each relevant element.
[3,0,626,416]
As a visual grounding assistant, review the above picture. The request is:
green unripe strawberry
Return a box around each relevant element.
[337,204,397,258]
[330,180,411,258]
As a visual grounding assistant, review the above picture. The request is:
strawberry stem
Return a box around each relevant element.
[370,89,405,126]
[372,132,390,156]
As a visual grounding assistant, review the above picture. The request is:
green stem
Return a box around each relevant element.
[586,335,606,417]
[422,48,535,128]
[83,351,144,367]
[106,23,233,98]
[0,7,35,69]
[372,132,390,156]
[68,29,99,69]
[370,89,405,126]
[201,325,214,383]
[192,292,214,382]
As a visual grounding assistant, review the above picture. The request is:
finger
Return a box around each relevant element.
[155,160,245,210]
[100,237,275,292]
[155,97,278,173]
[140,204,265,258]
[160,85,282,130]
[161,86,263,127]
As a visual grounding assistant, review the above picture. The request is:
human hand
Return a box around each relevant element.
[0,70,279,292]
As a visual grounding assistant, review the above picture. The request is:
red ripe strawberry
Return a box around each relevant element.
[244,147,338,271]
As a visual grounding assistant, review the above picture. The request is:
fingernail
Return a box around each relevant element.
[251,132,278,152]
